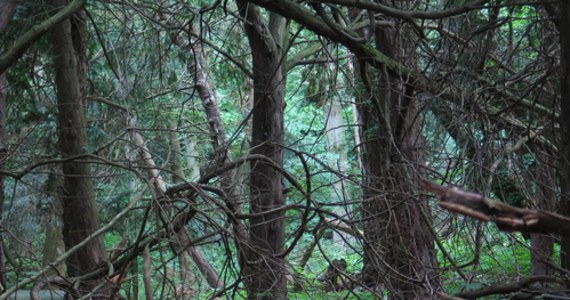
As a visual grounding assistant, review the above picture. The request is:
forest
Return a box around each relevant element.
[0,0,569,299]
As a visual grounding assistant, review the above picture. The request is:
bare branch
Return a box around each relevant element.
[422,180,570,235]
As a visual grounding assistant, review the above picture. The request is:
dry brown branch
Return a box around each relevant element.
[436,291,466,300]
[455,275,570,299]
[31,276,69,300]
[323,217,363,238]
[422,180,570,235]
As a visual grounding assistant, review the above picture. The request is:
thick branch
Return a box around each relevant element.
[456,275,570,299]
[0,0,86,73]
[422,180,570,235]
[321,0,489,20]
[244,0,552,128]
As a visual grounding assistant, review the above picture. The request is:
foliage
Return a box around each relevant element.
[0,0,564,299]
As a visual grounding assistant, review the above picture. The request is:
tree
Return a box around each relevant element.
[2,1,570,299]
[0,1,18,292]
[236,2,288,298]
[560,0,570,270]
[50,0,107,296]
[351,5,439,296]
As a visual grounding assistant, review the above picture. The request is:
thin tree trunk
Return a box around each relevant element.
[41,190,65,276]
[143,245,154,300]
[324,90,350,244]
[189,35,252,272]
[184,136,200,181]
[168,120,197,296]
[50,1,107,296]
[0,72,5,292]
[169,119,186,181]
[126,113,222,289]
[162,13,250,271]
[560,0,570,269]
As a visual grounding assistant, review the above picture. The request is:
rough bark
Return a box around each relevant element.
[0,72,5,293]
[559,0,570,269]
[357,84,439,298]
[0,0,18,292]
[352,4,439,298]
[236,2,287,299]
[50,0,107,295]
[168,119,186,181]
[530,151,555,276]
[41,199,65,277]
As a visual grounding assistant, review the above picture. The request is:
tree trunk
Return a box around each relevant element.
[50,0,107,295]
[324,88,350,244]
[162,13,251,272]
[530,151,555,275]
[168,119,186,181]
[0,1,19,291]
[125,112,222,289]
[41,192,66,277]
[184,136,200,181]
[167,120,198,296]
[353,4,439,297]
[560,0,570,269]
[236,2,287,299]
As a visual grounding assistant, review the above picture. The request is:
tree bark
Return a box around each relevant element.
[41,195,65,277]
[529,151,555,276]
[423,180,570,235]
[559,0,570,269]
[236,2,287,299]
[50,0,107,295]
[0,0,18,292]
[352,3,439,297]
[142,245,154,300]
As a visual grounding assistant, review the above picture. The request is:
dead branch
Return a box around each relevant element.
[323,217,363,238]
[455,275,570,299]
[422,180,570,235]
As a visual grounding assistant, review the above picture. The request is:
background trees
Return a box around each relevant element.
[0,0,568,299]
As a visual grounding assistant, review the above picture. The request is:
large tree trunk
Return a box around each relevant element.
[559,0,570,269]
[50,0,107,295]
[0,1,19,291]
[236,2,287,299]
[354,4,439,298]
